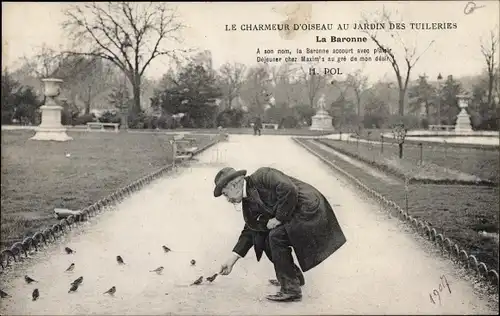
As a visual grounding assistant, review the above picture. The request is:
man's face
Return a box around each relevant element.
[221,177,243,204]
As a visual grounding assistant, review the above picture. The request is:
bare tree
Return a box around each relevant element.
[62,2,189,122]
[299,64,327,109]
[240,65,272,116]
[23,44,66,79]
[268,63,298,107]
[360,7,435,116]
[480,28,499,110]
[345,69,368,118]
[217,62,247,110]
[330,79,354,131]
[70,58,116,114]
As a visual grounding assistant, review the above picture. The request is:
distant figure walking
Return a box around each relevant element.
[253,117,262,136]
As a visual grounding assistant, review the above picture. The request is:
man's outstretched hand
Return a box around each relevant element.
[220,254,240,275]
[266,217,282,230]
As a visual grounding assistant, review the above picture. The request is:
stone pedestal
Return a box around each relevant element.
[310,109,334,131]
[454,94,473,132]
[30,78,73,141]
[454,109,473,132]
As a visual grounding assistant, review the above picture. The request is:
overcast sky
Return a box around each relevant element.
[2,1,499,85]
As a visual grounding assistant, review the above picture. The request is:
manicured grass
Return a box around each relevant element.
[316,138,499,184]
[301,138,499,271]
[351,128,499,150]
[0,130,213,249]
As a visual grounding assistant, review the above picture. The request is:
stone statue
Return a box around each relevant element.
[310,93,333,131]
[317,94,327,111]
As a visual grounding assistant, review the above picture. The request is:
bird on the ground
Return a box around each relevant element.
[116,255,125,264]
[0,289,10,298]
[71,276,83,286]
[190,259,196,266]
[65,263,75,272]
[191,276,203,285]
[150,266,164,275]
[206,273,218,283]
[25,275,38,284]
[32,289,39,301]
[162,245,171,253]
[65,247,74,254]
[68,283,79,293]
[103,286,116,295]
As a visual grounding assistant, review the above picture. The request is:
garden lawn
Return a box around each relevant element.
[317,138,499,184]
[0,130,213,249]
[301,138,499,271]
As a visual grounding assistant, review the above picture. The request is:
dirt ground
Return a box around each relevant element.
[0,135,497,315]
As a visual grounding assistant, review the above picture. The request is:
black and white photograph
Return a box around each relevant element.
[1,1,499,314]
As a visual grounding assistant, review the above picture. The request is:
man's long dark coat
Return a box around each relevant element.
[232,167,347,272]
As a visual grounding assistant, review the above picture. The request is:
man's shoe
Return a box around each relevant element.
[266,291,302,302]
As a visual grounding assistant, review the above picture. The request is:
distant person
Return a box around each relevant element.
[213,166,347,302]
[253,117,262,136]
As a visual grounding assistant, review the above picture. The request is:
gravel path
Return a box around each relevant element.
[0,135,497,315]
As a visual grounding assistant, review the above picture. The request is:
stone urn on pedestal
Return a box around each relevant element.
[454,93,473,132]
[30,78,73,141]
[310,93,334,131]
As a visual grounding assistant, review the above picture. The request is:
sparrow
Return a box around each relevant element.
[0,289,10,298]
[25,275,38,284]
[150,266,164,275]
[65,247,75,254]
[162,245,171,253]
[68,283,79,293]
[65,263,75,272]
[190,259,196,266]
[206,273,218,283]
[71,276,83,286]
[103,286,116,295]
[116,255,125,264]
[191,276,203,285]
[32,289,39,301]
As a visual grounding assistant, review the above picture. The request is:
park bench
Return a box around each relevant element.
[170,134,198,163]
[429,124,454,131]
[262,123,279,130]
[54,208,82,220]
[86,122,120,132]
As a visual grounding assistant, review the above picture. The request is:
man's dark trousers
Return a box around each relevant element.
[261,226,303,295]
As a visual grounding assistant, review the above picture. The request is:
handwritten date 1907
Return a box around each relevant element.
[429,275,452,305]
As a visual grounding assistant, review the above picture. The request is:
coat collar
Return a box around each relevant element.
[242,176,253,202]
[242,177,247,198]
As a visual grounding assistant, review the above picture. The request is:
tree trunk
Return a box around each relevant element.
[398,143,403,158]
[84,86,92,115]
[120,106,129,130]
[398,88,405,116]
[132,78,141,115]
[487,73,494,111]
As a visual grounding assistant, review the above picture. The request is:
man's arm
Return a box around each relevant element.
[232,224,253,258]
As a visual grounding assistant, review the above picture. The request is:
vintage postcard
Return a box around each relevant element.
[1,1,499,315]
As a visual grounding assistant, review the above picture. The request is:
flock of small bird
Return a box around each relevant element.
[0,244,219,301]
